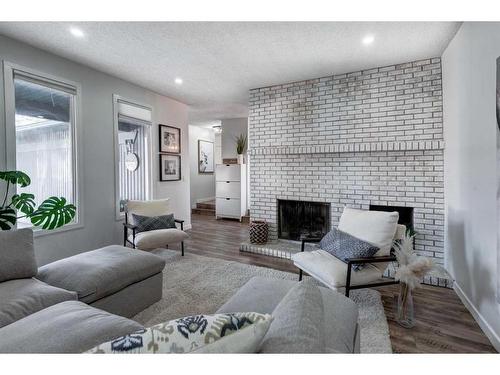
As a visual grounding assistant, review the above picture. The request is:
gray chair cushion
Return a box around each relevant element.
[0,301,144,353]
[258,282,325,353]
[0,278,77,328]
[37,245,166,303]
[0,228,37,282]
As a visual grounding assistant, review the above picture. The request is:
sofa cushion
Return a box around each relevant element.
[87,312,273,354]
[217,276,297,315]
[259,282,325,353]
[216,277,360,353]
[130,228,188,250]
[37,245,166,303]
[0,301,143,353]
[0,278,77,328]
[0,228,37,282]
[338,207,399,257]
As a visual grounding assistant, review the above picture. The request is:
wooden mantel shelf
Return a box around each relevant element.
[248,140,445,156]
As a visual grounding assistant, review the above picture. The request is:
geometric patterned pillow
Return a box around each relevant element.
[131,213,176,233]
[319,227,379,271]
[86,312,273,354]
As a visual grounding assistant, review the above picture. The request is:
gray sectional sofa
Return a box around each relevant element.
[0,228,166,353]
[0,228,360,353]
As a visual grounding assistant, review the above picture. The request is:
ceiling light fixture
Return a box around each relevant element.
[69,27,85,38]
[174,77,183,85]
[362,35,375,45]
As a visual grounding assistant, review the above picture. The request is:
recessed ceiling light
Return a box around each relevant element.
[362,35,375,45]
[69,27,85,38]
[174,77,183,85]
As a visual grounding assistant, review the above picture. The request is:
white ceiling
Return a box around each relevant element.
[0,22,461,124]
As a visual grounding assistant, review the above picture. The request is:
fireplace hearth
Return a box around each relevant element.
[277,199,330,241]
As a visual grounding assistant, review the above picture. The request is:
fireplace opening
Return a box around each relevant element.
[278,200,330,241]
[369,204,414,231]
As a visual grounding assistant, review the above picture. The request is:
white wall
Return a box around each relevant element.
[0,35,190,265]
[221,117,248,159]
[442,22,500,351]
[189,125,215,208]
[221,118,249,209]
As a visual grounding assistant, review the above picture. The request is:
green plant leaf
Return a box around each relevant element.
[0,171,31,187]
[11,193,36,215]
[30,197,76,230]
[0,207,17,230]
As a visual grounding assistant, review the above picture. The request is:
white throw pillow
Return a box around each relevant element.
[338,207,399,257]
[86,312,273,354]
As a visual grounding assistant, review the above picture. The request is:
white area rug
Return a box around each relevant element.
[133,249,392,353]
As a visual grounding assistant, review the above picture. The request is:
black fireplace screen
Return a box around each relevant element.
[278,200,330,241]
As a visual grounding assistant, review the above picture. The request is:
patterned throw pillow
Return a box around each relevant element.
[319,227,379,271]
[131,213,176,233]
[86,312,273,354]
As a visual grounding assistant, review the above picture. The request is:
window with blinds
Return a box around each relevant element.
[12,70,78,227]
[115,98,152,214]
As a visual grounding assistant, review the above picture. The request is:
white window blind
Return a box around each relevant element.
[13,70,78,227]
[116,99,152,213]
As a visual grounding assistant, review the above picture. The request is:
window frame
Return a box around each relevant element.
[3,61,83,236]
[112,94,153,220]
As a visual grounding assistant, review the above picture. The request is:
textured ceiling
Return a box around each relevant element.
[0,22,461,124]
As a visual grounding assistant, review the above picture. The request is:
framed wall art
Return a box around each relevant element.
[159,125,181,154]
[198,139,214,173]
[160,154,181,181]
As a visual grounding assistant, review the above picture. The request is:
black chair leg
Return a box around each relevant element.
[181,241,185,256]
[299,269,303,281]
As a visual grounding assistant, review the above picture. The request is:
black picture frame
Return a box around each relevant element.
[159,154,181,181]
[159,124,181,154]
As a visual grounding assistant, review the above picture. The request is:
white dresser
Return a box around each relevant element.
[215,164,247,221]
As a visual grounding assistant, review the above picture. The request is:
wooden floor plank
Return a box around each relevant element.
[179,214,496,353]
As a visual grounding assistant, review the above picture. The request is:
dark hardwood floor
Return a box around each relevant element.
[183,214,496,353]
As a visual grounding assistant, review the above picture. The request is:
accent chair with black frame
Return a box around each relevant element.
[123,198,188,255]
[292,207,405,297]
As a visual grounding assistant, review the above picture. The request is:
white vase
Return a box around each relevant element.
[237,154,244,164]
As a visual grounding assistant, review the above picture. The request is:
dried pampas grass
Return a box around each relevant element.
[393,232,434,289]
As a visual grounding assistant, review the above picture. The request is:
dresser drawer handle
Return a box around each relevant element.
[226,181,230,183]
[226,198,230,200]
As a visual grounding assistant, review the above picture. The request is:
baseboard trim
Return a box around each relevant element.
[454,282,500,352]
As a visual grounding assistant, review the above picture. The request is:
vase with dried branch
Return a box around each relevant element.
[393,231,434,328]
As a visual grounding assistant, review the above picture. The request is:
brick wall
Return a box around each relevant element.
[248,58,445,264]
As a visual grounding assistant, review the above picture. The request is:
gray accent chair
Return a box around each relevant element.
[123,198,188,255]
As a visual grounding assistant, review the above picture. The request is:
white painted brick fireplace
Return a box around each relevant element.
[247,58,445,265]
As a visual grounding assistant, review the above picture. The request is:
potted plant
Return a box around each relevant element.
[234,134,247,164]
[0,170,76,231]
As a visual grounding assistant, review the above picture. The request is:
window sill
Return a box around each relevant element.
[29,222,84,238]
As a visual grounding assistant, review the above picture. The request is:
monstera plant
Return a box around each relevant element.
[0,170,76,231]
